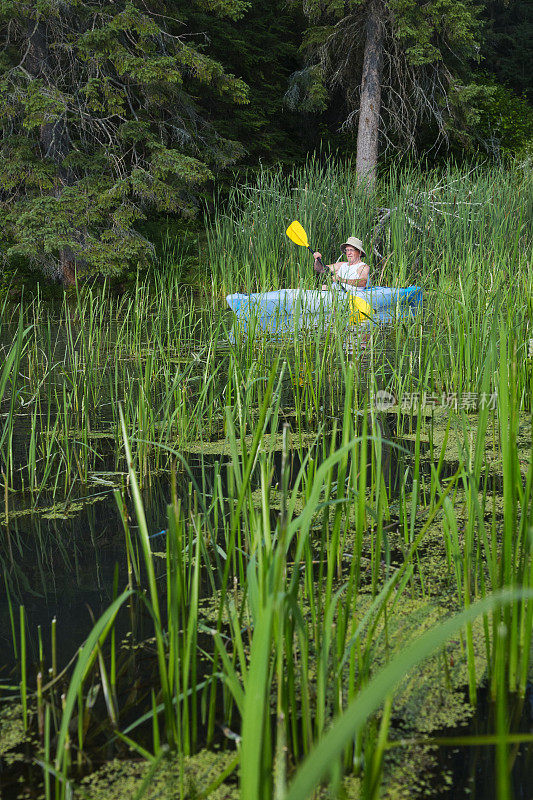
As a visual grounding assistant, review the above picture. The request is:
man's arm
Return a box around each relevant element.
[313,252,339,274]
[335,264,369,288]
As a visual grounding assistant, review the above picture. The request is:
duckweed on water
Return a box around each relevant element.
[182,431,318,457]
[0,493,108,524]
[0,703,29,759]
[80,751,239,800]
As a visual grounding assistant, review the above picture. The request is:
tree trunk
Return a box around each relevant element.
[356,0,385,187]
[27,18,75,285]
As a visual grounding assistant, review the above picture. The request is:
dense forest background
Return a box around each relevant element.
[0,0,531,291]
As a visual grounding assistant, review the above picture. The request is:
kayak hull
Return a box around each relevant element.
[226,287,422,334]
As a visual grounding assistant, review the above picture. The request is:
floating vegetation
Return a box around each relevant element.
[80,750,239,800]
[0,703,29,759]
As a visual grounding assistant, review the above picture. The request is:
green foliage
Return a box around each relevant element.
[0,0,249,281]
[389,0,483,65]
[188,0,314,165]
[449,82,533,155]
[480,0,533,103]
[200,0,250,20]
[284,65,330,114]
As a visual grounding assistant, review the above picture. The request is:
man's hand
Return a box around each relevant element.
[313,252,327,275]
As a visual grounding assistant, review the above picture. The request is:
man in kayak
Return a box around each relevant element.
[313,237,370,291]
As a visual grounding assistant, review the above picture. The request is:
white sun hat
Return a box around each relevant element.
[340,236,366,257]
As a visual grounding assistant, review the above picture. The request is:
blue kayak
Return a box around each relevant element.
[226,287,422,335]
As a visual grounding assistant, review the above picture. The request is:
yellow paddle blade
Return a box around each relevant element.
[286,220,309,248]
[349,295,374,325]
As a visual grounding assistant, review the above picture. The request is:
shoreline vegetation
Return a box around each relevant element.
[0,160,532,799]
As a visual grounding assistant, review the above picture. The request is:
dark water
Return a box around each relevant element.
[0,438,319,672]
[0,482,169,678]
[435,686,533,800]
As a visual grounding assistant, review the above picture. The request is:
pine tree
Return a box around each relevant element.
[0,0,248,283]
[289,0,484,185]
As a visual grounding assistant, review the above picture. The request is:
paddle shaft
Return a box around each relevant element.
[308,245,347,294]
